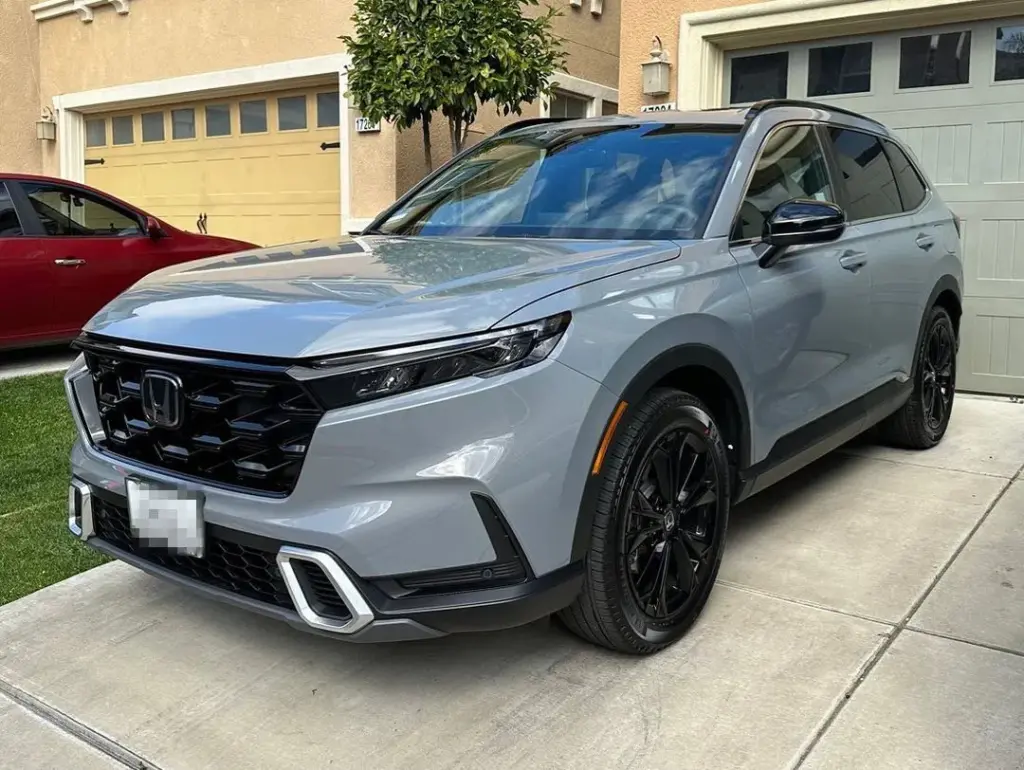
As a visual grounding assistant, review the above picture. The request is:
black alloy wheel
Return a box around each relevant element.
[622,426,719,623]
[878,305,957,449]
[559,389,730,654]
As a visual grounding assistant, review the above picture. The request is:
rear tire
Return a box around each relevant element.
[559,389,730,655]
[877,306,956,449]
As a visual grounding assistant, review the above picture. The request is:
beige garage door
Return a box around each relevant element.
[724,18,1024,397]
[83,85,342,247]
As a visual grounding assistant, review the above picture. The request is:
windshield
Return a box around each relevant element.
[375,123,740,240]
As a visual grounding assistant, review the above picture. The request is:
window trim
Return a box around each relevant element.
[725,47,791,106]
[277,94,309,132]
[170,107,198,141]
[239,98,270,135]
[822,124,932,226]
[15,180,146,239]
[111,114,135,146]
[895,27,974,93]
[204,103,234,138]
[140,110,167,143]
[806,40,874,99]
[727,120,836,246]
[84,117,107,148]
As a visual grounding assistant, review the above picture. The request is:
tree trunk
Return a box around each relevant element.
[421,117,433,172]
[449,116,462,156]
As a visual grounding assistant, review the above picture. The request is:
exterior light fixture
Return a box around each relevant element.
[36,107,57,142]
[641,36,672,97]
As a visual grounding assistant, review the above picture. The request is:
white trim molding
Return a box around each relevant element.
[31,0,133,23]
[540,72,619,118]
[53,54,362,232]
[677,0,1005,110]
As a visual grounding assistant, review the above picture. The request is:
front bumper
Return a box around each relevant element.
[69,479,584,642]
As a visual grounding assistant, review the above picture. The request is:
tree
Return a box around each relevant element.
[341,0,565,171]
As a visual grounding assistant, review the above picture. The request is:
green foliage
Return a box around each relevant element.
[341,0,566,166]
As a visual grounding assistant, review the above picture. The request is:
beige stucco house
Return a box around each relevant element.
[0,0,619,245]
[617,0,1024,397]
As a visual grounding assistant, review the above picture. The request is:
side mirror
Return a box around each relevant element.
[144,216,166,240]
[758,199,846,269]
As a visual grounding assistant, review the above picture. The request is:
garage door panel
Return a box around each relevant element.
[726,18,1024,395]
[962,298,1024,394]
[85,85,342,248]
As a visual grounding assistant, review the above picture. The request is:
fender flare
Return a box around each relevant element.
[569,343,750,562]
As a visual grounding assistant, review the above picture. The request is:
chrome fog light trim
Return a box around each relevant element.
[276,546,375,635]
[68,479,94,540]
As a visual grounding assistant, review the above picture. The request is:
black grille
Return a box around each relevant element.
[92,496,294,610]
[82,347,324,495]
[293,562,352,620]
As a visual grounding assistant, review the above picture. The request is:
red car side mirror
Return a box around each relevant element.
[145,216,166,240]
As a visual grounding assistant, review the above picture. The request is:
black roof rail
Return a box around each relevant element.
[494,117,574,136]
[745,99,886,129]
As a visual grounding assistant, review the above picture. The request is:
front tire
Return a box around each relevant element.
[878,306,956,449]
[559,389,730,654]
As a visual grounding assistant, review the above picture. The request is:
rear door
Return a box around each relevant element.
[14,180,166,335]
[0,182,59,345]
[821,127,926,384]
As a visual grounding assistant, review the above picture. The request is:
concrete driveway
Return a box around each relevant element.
[1,395,1022,770]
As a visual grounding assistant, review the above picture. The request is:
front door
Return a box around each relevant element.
[13,180,165,336]
[730,123,875,450]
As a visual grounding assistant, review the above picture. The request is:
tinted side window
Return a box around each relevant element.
[0,183,24,237]
[883,140,927,211]
[825,128,902,221]
[21,183,142,237]
[733,125,834,241]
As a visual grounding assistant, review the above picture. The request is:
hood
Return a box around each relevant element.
[85,235,681,359]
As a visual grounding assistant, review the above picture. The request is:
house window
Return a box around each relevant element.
[549,91,589,118]
[205,105,231,137]
[112,116,134,145]
[899,31,971,89]
[171,108,196,140]
[141,112,165,142]
[240,100,268,134]
[730,52,788,104]
[808,42,872,96]
[85,119,106,147]
[602,100,619,116]
[996,26,1024,82]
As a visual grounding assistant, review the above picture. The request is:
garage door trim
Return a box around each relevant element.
[51,53,363,232]
[677,0,1014,110]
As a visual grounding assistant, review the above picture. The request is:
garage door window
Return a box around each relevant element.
[826,128,902,221]
[883,140,927,211]
[732,125,833,241]
[85,119,106,148]
[730,52,788,104]
[172,108,196,140]
[278,96,307,131]
[995,25,1024,82]
[141,112,165,142]
[112,116,134,145]
[317,92,340,128]
[205,105,231,137]
[808,42,872,97]
[22,183,141,237]
[240,100,268,134]
[899,31,971,89]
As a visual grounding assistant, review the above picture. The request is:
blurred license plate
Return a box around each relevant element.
[125,478,204,557]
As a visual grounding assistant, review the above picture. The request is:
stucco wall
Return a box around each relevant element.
[0,0,41,174]
[617,0,760,111]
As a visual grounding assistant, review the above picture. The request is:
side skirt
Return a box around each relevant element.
[734,378,913,503]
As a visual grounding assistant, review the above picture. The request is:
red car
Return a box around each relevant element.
[0,173,256,349]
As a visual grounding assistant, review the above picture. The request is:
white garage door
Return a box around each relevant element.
[725,17,1024,396]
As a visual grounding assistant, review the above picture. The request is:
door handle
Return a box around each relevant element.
[839,250,868,272]
[915,234,935,250]
[54,258,86,267]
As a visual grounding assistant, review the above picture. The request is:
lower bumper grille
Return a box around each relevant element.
[91,496,294,611]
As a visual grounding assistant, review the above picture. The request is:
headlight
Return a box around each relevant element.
[290,312,570,410]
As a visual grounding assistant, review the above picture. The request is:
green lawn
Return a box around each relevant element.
[0,372,108,605]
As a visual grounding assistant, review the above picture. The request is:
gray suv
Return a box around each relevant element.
[65,100,963,654]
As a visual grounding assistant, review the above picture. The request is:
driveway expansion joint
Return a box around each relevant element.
[0,675,163,770]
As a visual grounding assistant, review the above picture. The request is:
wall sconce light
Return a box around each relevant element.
[641,36,672,97]
[36,107,57,142]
